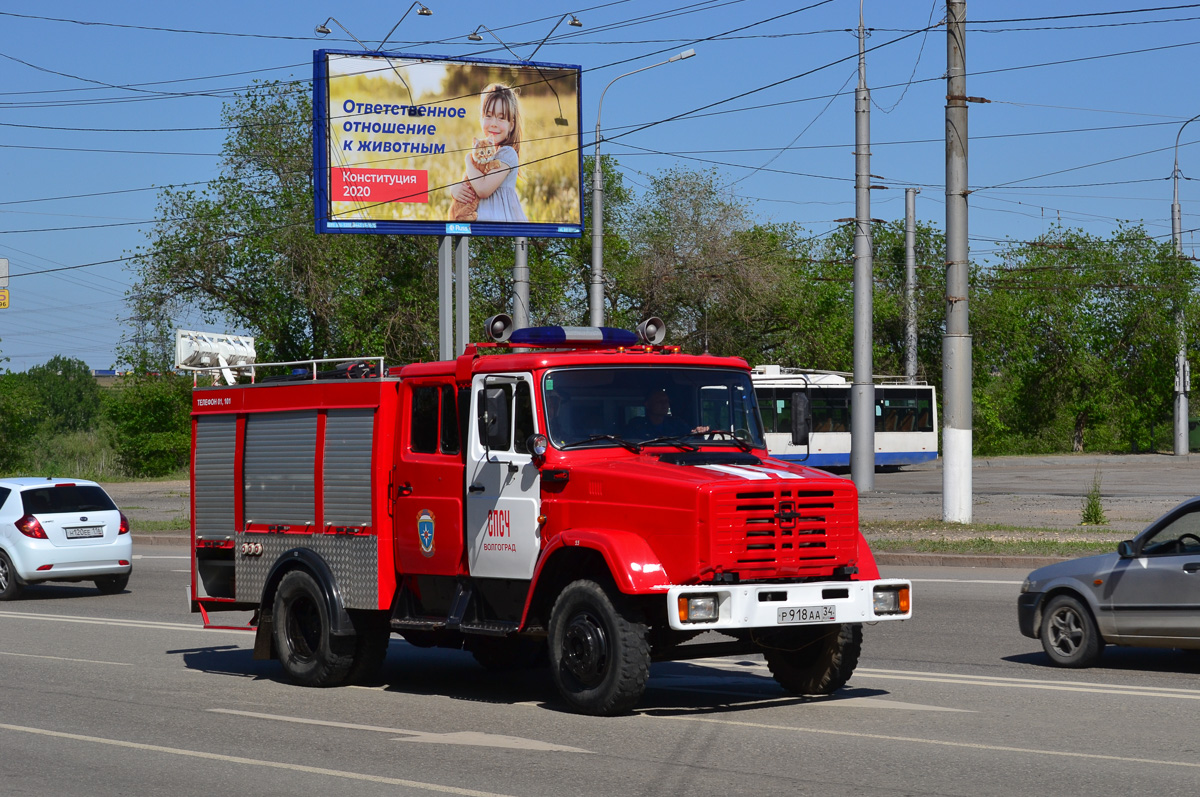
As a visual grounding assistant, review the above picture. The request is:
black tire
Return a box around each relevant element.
[469,636,547,671]
[1040,594,1103,667]
[94,572,130,595]
[0,551,23,601]
[345,610,391,684]
[272,569,354,687]
[548,579,650,716]
[761,623,863,695]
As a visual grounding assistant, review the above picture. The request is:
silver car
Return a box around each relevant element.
[1018,496,1200,666]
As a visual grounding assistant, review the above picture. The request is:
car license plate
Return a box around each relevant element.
[65,526,104,539]
[777,604,835,624]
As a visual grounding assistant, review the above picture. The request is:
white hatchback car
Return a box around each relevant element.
[0,477,132,600]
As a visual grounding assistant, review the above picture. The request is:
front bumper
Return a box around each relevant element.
[665,578,912,631]
[1017,591,1042,638]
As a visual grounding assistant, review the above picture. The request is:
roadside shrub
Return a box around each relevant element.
[0,373,43,473]
[1080,468,1107,526]
[104,375,192,477]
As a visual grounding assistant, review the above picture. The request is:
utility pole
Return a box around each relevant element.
[851,3,876,491]
[944,0,972,522]
[513,237,530,329]
[1170,114,1198,455]
[905,187,919,384]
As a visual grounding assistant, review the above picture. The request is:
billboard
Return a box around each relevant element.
[313,49,583,238]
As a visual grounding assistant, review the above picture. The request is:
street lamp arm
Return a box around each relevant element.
[1173,111,1200,204]
[379,2,433,50]
[595,50,695,147]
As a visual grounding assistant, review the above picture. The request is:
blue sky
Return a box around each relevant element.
[3,1,1200,372]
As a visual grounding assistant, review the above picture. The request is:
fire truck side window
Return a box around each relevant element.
[410,386,439,453]
[513,381,533,453]
[439,385,459,454]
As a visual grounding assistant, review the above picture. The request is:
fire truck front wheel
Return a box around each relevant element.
[548,579,650,716]
[761,622,863,696]
[273,570,354,687]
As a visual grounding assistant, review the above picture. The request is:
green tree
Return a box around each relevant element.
[0,372,42,473]
[25,355,101,434]
[128,80,441,368]
[974,225,1194,453]
[104,376,193,477]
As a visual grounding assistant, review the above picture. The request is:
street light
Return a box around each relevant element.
[315,7,434,105]
[590,49,695,326]
[1170,112,1200,456]
[468,16,582,127]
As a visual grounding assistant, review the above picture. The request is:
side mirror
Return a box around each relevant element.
[790,391,811,446]
[1117,540,1136,558]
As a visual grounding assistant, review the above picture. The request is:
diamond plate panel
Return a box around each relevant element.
[235,532,379,609]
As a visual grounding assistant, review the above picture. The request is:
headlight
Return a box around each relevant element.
[1021,578,1032,594]
[872,585,911,615]
[677,594,719,623]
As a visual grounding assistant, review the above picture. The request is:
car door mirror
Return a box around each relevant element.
[790,391,811,446]
[1117,540,1136,558]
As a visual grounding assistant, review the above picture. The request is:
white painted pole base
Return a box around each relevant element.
[942,427,973,523]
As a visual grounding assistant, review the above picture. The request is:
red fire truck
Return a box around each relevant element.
[189,319,911,715]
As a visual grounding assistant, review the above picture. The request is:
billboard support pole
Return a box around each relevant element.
[514,237,530,329]
[455,236,470,357]
[439,236,453,360]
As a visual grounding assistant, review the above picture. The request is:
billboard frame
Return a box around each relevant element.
[313,48,584,239]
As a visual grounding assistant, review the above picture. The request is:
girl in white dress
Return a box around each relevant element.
[449,83,528,222]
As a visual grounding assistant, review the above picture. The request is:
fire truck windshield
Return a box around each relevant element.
[542,367,766,450]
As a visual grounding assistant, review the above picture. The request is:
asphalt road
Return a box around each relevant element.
[2,550,1198,796]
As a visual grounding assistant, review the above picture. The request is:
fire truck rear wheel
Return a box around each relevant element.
[272,569,354,687]
[762,623,862,696]
[548,579,650,716]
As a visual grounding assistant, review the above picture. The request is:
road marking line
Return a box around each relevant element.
[0,610,248,634]
[0,723,521,796]
[908,578,1023,585]
[209,709,589,753]
[0,651,132,666]
[854,668,1200,698]
[647,714,1200,769]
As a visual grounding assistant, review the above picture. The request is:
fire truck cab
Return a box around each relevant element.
[189,320,911,715]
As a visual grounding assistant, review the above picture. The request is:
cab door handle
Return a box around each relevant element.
[468,484,485,494]
[396,482,413,497]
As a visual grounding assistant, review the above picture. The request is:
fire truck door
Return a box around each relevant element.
[394,382,465,577]
[466,373,541,580]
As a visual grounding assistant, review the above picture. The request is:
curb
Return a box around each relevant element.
[874,552,1066,569]
[135,534,1064,569]
[133,533,189,547]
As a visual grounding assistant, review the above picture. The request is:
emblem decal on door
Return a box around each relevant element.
[417,509,436,558]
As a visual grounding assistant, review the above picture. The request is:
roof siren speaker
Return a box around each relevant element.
[484,313,514,342]
[636,317,666,345]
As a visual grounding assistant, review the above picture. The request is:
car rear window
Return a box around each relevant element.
[21,485,117,515]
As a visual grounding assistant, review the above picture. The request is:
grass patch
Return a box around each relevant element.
[130,518,190,533]
[860,519,1115,536]
[869,537,1116,557]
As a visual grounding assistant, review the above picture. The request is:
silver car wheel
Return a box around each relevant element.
[1047,604,1085,656]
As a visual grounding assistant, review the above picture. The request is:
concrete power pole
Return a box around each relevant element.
[513,236,530,330]
[905,187,919,384]
[851,4,876,491]
[944,0,972,522]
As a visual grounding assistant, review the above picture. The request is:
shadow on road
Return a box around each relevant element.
[1005,648,1200,675]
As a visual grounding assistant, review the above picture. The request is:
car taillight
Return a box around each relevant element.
[15,514,48,539]
[118,512,130,535]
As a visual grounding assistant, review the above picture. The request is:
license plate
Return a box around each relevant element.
[65,526,104,539]
[777,604,836,624]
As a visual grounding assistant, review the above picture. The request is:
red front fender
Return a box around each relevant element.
[534,527,671,595]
